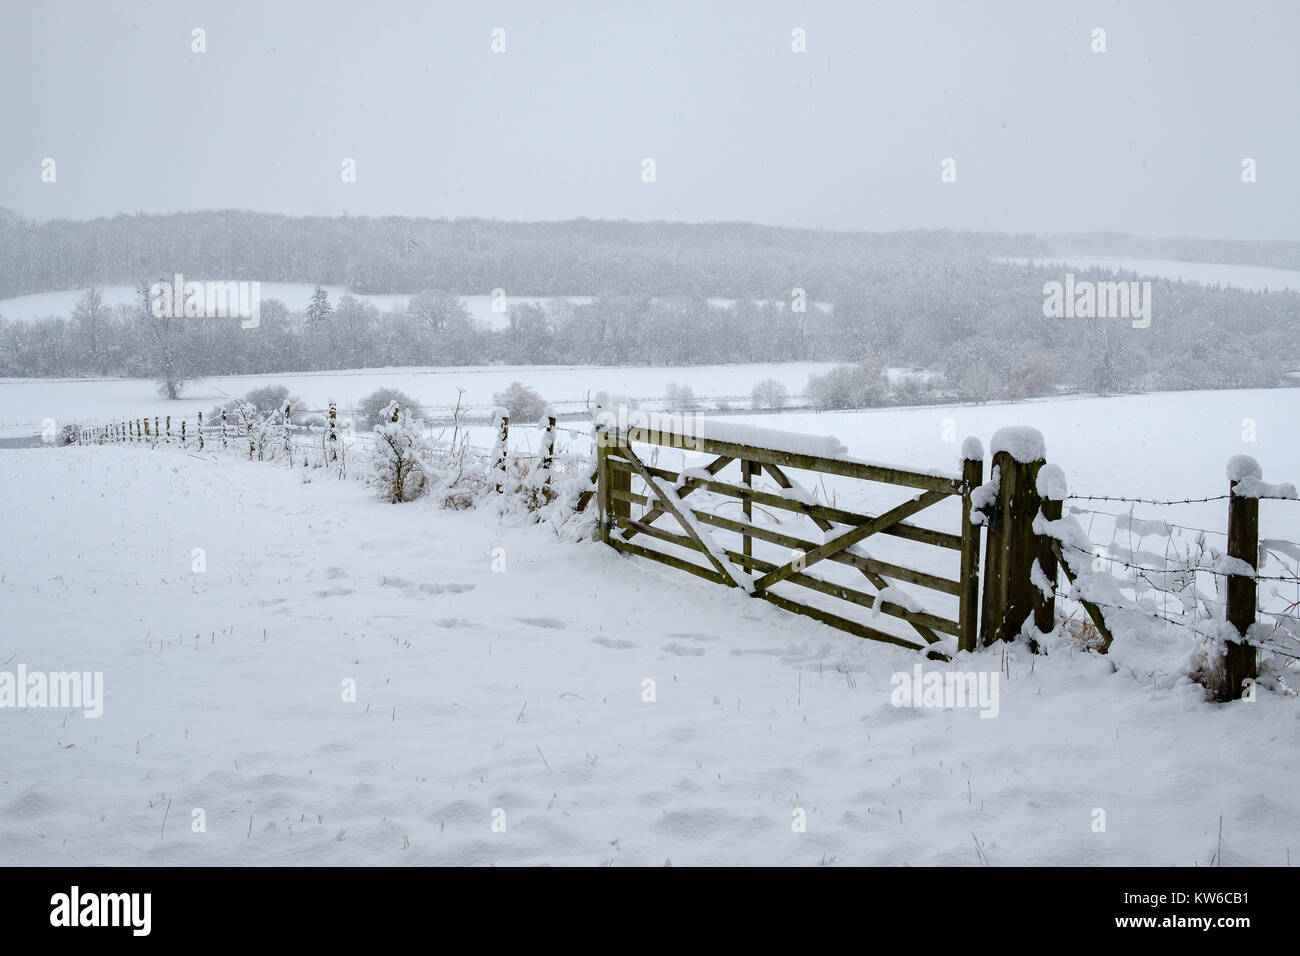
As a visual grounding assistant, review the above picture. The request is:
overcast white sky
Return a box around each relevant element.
[2,0,1295,238]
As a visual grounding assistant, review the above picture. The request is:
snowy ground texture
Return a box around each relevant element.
[2,394,1299,864]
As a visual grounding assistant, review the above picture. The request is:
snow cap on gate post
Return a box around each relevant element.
[990,425,1046,464]
[961,435,984,462]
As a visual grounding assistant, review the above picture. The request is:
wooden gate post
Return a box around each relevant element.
[596,421,611,543]
[1223,455,1261,701]
[979,427,1046,649]
[958,439,985,653]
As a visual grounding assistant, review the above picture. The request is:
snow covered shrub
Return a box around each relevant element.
[357,388,421,430]
[806,363,886,410]
[750,378,788,411]
[592,390,638,412]
[493,382,547,423]
[664,381,699,412]
[368,403,429,503]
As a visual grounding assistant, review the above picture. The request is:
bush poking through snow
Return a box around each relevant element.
[493,382,547,423]
[369,403,429,503]
[750,378,788,411]
[357,388,421,430]
[806,362,887,410]
[664,381,700,412]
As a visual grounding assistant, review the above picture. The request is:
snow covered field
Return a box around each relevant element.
[0,362,846,437]
[2,384,1298,865]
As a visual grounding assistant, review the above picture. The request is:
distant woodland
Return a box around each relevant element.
[0,209,1296,402]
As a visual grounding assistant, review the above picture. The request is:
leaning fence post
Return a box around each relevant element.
[958,438,985,653]
[979,427,1046,649]
[1223,456,1262,701]
[1034,464,1067,636]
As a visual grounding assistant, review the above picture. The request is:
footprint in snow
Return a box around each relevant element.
[661,643,707,657]
[421,582,474,594]
[591,636,637,650]
[517,617,565,629]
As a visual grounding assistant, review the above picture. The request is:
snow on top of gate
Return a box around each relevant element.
[683,417,849,457]
[990,425,1046,463]
[603,409,963,480]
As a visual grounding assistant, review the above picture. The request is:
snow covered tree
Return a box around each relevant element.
[369,402,429,503]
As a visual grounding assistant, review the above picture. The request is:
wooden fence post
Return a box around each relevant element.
[958,439,985,653]
[540,414,557,494]
[596,422,611,544]
[197,411,204,450]
[979,427,1046,649]
[328,402,338,461]
[221,408,228,449]
[283,404,292,462]
[144,418,151,441]
[741,458,755,574]
[181,420,186,447]
[1223,455,1261,701]
[494,412,509,493]
[1034,464,1066,636]
[165,415,171,444]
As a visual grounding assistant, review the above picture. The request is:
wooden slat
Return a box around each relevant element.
[616,515,703,554]
[693,511,961,596]
[619,426,963,494]
[722,549,961,637]
[756,590,933,653]
[608,537,730,587]
[621,453,733,537]
[607,455,962,550]
[617,441,739,586]
[752,490,951,591]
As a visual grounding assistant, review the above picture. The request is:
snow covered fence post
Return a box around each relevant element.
[180,419,186,447]
[540,412,556,490]
[197,411,204,451]
[979,427,1047,650]
[165,415,171,444]
[492,407,509,494]
[958,438,985,653]
[328,402,338,461]
[221,408,228,450]
[283,404,292,462]
[1223,456,1262,700]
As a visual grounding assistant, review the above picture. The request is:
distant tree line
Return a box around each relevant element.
[0,210,1295,402]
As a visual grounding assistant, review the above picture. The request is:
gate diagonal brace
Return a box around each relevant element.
[750,490,951,592]
[615,441,750,590]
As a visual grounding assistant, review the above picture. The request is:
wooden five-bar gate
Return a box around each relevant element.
[596,420,985,657]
